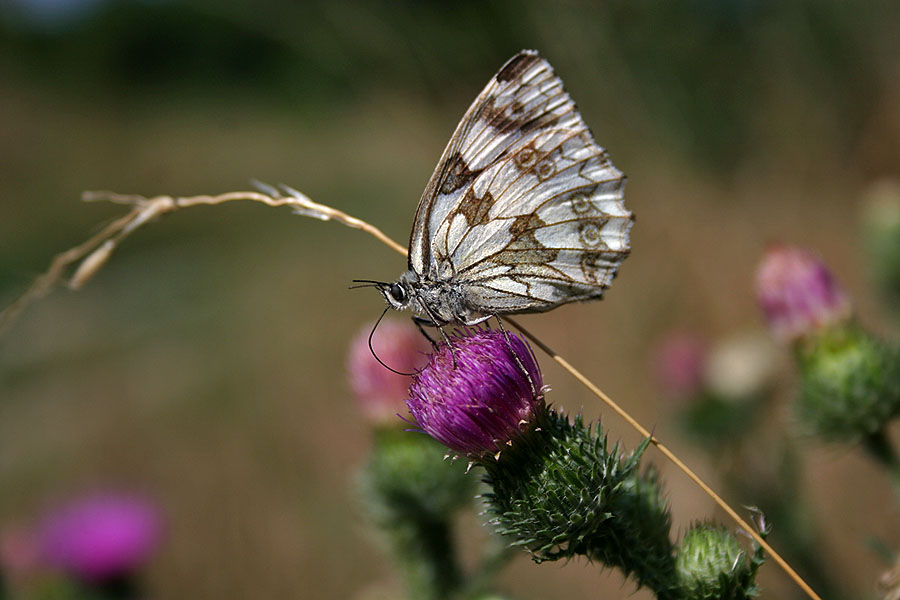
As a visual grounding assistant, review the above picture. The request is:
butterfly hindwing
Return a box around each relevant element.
[408,50,632,316]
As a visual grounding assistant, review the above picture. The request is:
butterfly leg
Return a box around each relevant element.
[413,308,459,367]
[493,315,537,397]
[411,316,440,348]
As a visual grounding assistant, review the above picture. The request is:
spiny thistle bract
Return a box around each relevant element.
[675,522,762,600]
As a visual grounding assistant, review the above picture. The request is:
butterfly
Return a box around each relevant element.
[362,50,632,333]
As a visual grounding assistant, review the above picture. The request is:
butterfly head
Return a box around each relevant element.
[383,281,411,310]
[352,275,417,312]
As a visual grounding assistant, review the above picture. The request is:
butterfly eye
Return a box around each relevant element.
[389,283,407,304]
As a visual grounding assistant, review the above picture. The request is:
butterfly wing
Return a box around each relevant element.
[409,50,632,315]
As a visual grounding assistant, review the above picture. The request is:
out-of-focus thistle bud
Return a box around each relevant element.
[862,179,900,311]
[796,326,900,442]
[755,245,900,442]
[406,329,545,457]
[675,522,761,600]
[347,319,430,426]
[755,244,852,345]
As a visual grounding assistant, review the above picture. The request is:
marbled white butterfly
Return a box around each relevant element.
[364,50,632,330]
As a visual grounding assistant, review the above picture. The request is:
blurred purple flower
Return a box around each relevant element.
[755,244,852,343]
[407,328,544,457]
[38,492,164,582]
[653,332,707,400]
[347,319,431,424]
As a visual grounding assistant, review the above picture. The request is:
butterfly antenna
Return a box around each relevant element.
[368,306,417,377]
[349,279,389,290]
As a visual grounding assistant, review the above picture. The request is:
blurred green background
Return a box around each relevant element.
[1,1,899,598]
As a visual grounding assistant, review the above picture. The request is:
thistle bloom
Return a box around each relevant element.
[38,492,164,582]
[347,319,430,424]
[755,244,852,344]
[406,329,544,457]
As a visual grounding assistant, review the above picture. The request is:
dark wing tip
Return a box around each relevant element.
[496,50,543,83]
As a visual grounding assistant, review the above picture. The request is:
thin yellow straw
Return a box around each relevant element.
[1,189,822,599]
[506,317,821,600]
[371,223,821,600]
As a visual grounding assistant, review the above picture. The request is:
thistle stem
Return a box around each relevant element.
[392,516,463,600]
[863,428,900,497]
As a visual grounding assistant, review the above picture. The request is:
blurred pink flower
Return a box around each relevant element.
[653,332,707,400]
[38,492,164,582]
[347,319,430,424]
[755,244,852,343]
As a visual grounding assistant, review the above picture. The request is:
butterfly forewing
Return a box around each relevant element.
[406,50,632,321]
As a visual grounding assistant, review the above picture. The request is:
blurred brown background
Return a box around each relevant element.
[1,1,899,598]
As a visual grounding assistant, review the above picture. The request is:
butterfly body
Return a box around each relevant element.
[378,50,633,327]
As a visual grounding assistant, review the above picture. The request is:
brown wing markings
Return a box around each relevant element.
[409,69,508,271]
[453,189,495,227]
[470,127,594,223]
[437,94,580,262]
[488,127,599,205]
[473,272,605,305]
[457,74,569,173]
[458,238,627,278]
[443,127,591,262]
[581,250,626,285]
[413,56,560,271]
[438,152,481,195]
[447,172,624,270]
[454,60,567,170]
[496,51,543,83]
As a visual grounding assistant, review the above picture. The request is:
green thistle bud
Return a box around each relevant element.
[796,325,900,442]
[675,522,758,600]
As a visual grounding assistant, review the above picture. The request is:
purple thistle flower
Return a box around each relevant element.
[406,328,545,457]
[347,319,430,424]
[755,244,852,343]
[38,492,164,583]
